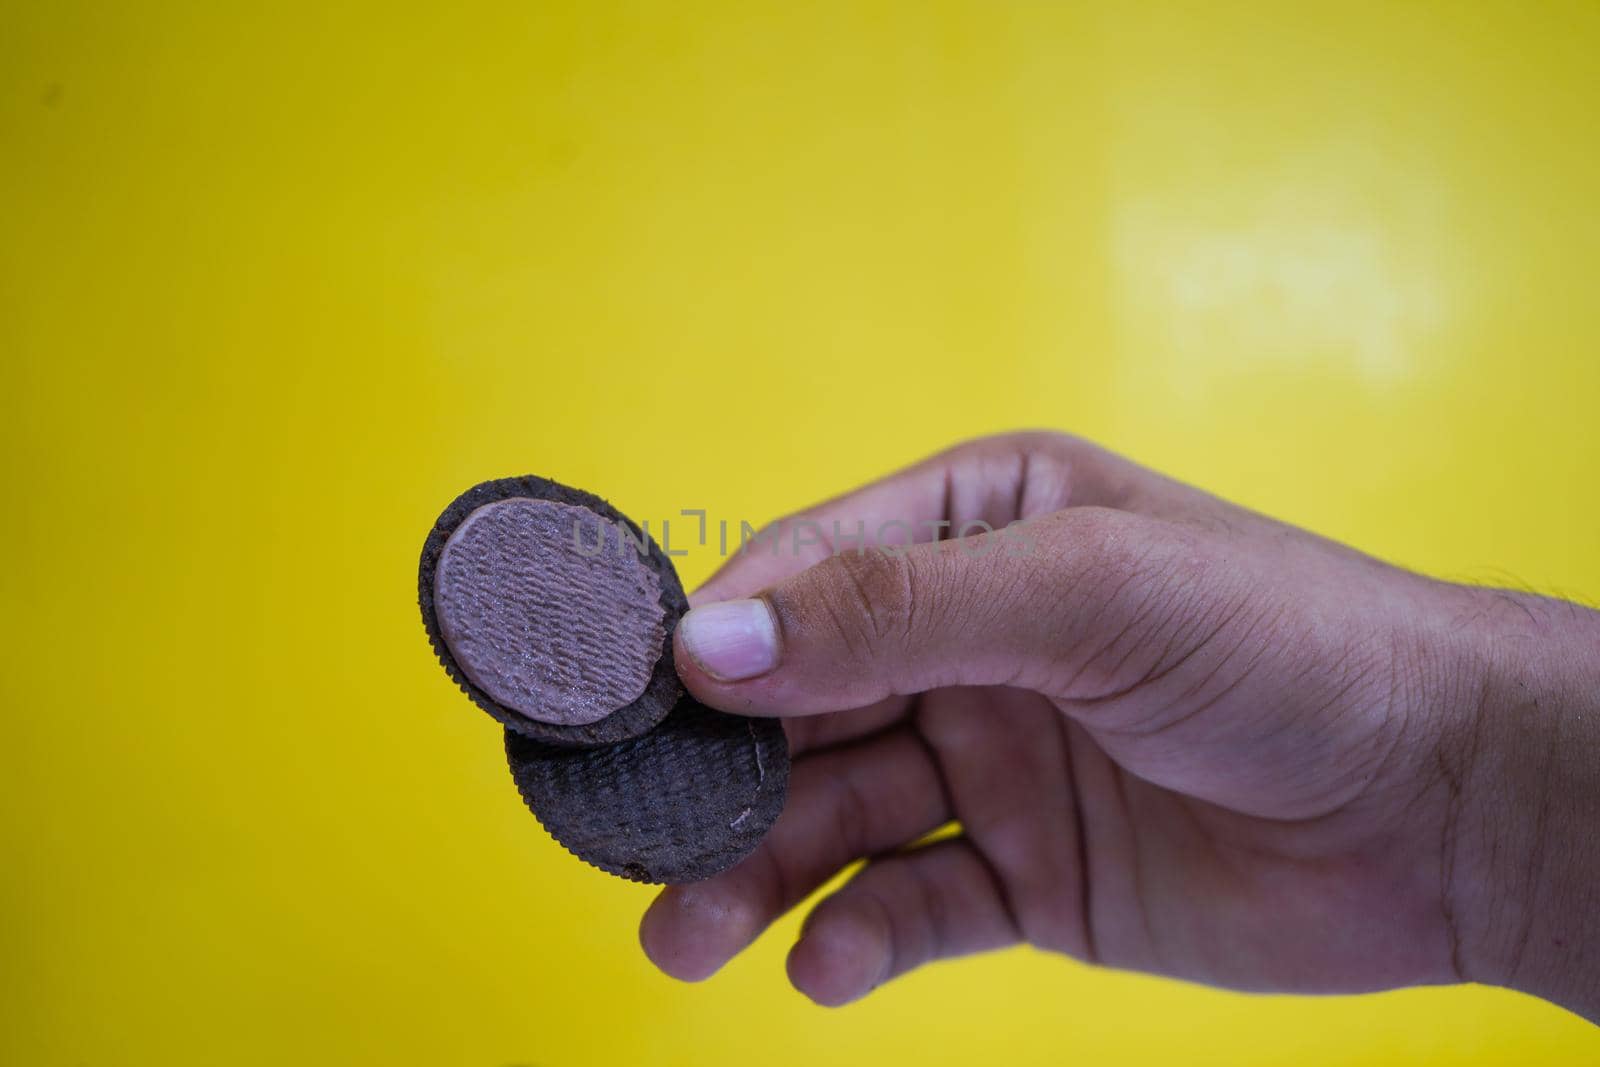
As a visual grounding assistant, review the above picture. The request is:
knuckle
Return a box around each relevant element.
[946,428,1088,463]
[1034,506,1148,577]
[1010,428,1091,460]
[1036,507,1180,624]
[819,548,919,650]
[952,431,1115,518]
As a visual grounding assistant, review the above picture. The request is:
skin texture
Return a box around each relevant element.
[638,432,1600,1019]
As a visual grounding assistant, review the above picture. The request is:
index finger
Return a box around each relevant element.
[687,431,1144,605]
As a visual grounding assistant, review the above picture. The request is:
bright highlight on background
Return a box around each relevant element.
[3,2,1597,1064]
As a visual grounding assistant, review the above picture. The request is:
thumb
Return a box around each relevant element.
[673,508,1188,716]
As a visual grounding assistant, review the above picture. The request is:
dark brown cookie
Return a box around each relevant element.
[419,476,688,747]
[506,698,790,884]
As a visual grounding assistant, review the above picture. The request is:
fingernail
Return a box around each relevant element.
[677,598,779,681]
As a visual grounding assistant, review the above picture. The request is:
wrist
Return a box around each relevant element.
[1440,587,1600,1019]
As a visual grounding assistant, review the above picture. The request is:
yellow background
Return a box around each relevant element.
[4,2,1598,1063]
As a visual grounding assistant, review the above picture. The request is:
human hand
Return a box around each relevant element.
[639,433,1600,1018]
